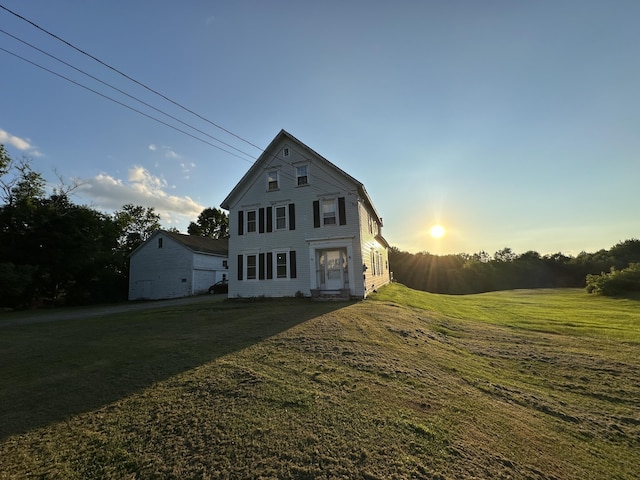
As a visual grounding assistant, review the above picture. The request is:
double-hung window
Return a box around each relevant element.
[275,206,287,230]
[246,255,257,280]
[296,165,308,186]
[322,199,337,225]
[246,210,257,233]
[313,197,346,228]
[267,170,279,191]
[276,252,287,278]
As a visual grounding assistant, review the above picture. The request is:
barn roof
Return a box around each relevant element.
[163,230,229,255]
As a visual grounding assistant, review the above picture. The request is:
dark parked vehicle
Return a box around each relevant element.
[208,279,228,294]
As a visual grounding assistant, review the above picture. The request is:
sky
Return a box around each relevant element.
[1,1,638,256]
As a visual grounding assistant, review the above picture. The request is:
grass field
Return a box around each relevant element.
[1,284,638,479]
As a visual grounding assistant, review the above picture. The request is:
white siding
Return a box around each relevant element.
[129,233,193,300]
[358,201,391,296]
[128,232,229,300]
[224,134,388,299]
[193,253,228,294]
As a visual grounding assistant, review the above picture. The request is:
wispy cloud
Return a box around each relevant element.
[148,144,195,176]
[77,166,204,229]
[0,129,43,157]
[149,144,185,161]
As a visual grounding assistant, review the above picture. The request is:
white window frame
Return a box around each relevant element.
[246,254,257,280]
[267,170,279,191]
[275,251,288,279]
[322,198,337,226]
[370,250,376,276]
[283,147,290,157]
[295,164,309,186]
[274,205,288,231]
[246,209,257,233]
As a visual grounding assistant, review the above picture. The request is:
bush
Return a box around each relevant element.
[586,263,640,296]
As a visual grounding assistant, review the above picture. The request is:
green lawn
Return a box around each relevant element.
[1,285,638,479]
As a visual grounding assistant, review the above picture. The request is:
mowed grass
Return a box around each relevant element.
[1,284,638,479]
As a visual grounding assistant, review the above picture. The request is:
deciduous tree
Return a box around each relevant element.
[188,207,229,238]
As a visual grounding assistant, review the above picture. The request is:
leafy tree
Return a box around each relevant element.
[0,147,45,207]
[188,207,229,238]
[113,204,161,255]
[494,247,517,263]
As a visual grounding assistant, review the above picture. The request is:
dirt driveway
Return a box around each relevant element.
[0,294,226,327]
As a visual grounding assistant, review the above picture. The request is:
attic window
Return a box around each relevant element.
[283,147,290,157]
[296,165,308,186]
[267,170,279,191]
[158,238,163,248]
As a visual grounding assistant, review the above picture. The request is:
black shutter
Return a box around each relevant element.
[237,254,243,280]
[266,252,273,279]
[313,200,320,228]
[259,208,265,233]
[290,251,297,278]
[266,207,273,233]
[338,197,346,225]
[238,210,244,235]
[259,253,265,280]
[289,203,296,230]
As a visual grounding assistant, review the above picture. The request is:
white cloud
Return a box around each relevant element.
[77,166,204,230]
[0,129,43,156]
[148,144,184,160]
[165,149,181,160]
[147,144,196,176]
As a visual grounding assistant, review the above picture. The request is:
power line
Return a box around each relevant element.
[0,5,363,201]
[0,45,346,195]
[0,27,256,161]
[0,3,265,154]
[0,46,254,163]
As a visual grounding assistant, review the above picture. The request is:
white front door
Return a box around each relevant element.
[320,249,345,290]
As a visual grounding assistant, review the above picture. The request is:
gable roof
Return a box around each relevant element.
[130,230,229,257]
[163,230,229,255]
[220,129,383,224]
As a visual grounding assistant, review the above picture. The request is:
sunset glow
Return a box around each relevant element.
[430,225,446,238]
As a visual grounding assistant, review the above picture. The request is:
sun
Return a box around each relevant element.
[429,224,446,238]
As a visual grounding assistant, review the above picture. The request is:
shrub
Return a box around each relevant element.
[586,263,640,296]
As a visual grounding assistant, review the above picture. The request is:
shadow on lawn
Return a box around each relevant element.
[0,297,349,439]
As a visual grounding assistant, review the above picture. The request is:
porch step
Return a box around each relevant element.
[311,289,351,301]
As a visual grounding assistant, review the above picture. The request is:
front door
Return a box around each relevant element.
[319,249,346,290]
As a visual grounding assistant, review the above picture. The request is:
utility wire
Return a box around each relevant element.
[0,3,265,154]
[0,5,363,203]
[0,28,256,161]
[0,47,254,163]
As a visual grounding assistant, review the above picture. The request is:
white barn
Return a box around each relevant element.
[220,129,390,299]
[128,230,229,300]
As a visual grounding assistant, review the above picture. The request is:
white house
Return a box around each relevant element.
[220,129,390,299]
[128,230,229,300]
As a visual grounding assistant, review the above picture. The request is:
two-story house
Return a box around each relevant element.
[221,130,390,299]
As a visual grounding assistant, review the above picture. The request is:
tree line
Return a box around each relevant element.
[2,145,636,308]
[0,146,228,309]
[389,240,640,295]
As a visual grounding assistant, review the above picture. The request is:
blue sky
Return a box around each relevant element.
[1,1,638,256]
